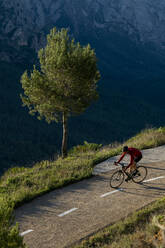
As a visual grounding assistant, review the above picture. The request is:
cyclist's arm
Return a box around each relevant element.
[117,152,126,163]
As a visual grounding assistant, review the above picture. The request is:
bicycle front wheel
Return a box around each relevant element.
[110,170,124,188]
[132,166,147,183]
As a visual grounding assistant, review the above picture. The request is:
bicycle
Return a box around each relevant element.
[109,162,148,188]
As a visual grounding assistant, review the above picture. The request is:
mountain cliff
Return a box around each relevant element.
[1,0,165,61]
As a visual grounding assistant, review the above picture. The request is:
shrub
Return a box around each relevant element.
[69,141,102,154]
[0,198,25,248]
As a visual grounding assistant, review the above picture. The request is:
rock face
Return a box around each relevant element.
[1,0,165,59]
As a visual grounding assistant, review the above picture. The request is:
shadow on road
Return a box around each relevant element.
[121,181,165,198]
[15,165,165,224]
[145,166,165,171]
[15,174,111,222]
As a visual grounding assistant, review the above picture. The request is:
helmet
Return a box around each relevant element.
[123,146,128,152]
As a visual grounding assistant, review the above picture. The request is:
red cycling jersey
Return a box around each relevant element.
[117,147,142,167]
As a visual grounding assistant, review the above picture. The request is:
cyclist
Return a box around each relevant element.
[114,146,142,181]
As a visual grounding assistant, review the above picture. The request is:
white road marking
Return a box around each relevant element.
[100,188,123,198]
[20,229,33,236]
[143,176,165,183]
[58,208,78,217]
[101,176,165,198]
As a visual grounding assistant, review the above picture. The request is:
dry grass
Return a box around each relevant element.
[126,127,165,149]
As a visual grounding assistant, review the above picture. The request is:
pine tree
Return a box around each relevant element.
[20,27,100,158]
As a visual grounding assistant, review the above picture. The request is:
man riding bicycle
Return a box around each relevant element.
[114,146,142,182]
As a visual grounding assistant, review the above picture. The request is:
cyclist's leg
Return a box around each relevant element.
[126,155,142,182]
[134,155,142,168]
[132,155,143,175]
[130,161,136,173]
[125,165,133,182]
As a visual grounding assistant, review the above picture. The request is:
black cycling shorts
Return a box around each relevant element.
[134,154,142,163]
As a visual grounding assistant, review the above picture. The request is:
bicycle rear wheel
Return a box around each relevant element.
[110,170,124,188]
[132,166,147,183]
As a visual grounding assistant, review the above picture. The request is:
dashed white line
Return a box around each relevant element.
[100,176,165,198]
[100,188,123,198]
[19,176,165,235]
[20,229,33,236]
[143,176,165,183]
[58,208,78,217]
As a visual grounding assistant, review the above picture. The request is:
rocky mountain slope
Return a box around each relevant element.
[1,0,165,60]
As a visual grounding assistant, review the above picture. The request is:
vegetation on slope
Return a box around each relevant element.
[0,198,25,248]
[1,127,165,247]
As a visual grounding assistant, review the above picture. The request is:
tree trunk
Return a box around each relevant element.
[62,112,68,158]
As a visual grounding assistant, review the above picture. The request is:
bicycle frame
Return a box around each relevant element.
[116,162,147,182]
[116,162,131,176]
[110,162,148,188]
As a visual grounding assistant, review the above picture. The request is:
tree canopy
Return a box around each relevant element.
[20,27,100,157]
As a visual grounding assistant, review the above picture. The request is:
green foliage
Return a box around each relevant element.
[20,27,100,157]
[125,127,165,150]
[155,215,165,224]
[69,141,102,154]
[0,198,25,248]
[20,27,100,123]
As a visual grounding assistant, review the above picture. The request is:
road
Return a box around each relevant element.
[15,146,165,248]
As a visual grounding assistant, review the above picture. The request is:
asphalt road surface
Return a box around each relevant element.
[15,146,165,248]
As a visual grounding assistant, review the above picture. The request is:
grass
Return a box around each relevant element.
[1,126,165,247]
[72,197,165,248]
[0,198,26,248]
